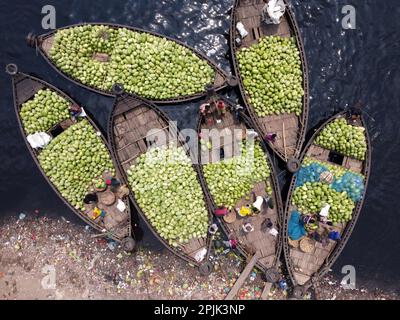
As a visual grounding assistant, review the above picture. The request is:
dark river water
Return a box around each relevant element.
[0,0,399,294]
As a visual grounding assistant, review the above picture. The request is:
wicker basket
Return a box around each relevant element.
[99,191,116,206]
[299,238,315,253]
[223,210,237,224]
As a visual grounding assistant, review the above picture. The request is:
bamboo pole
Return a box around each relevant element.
[282,122,287,160]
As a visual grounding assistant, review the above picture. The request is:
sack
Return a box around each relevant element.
[262,0,286,25]
[27,132,52,149]
[215,207,228,216]
[319,204,331,217]
[236,22,249,39]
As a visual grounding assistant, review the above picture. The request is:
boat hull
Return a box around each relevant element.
[29,22,230,104]
[282,111,371,289]
[9,71,132,243]
[196,95,284,275]
[108,93,214,270]
[230,0,309,163]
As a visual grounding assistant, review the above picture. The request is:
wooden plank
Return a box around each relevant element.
[260,282,272,300]
[225,251,260,300]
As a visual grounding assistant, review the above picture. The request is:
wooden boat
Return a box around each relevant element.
[6,64,135,250]
[282,110,371,297]
[196,93,283,284]
[230,0,309,167]
[26,22,232,104]
[108,88,214,274]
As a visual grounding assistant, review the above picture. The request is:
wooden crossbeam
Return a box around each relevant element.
[116,125,170,152]
[121,152,140,166]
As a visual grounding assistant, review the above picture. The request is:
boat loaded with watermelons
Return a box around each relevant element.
[230,0,309,167]
[283,110,371,298]
[196,92,284,294]
[26,23,232,104]
[107,87,214,274]
[6,64,135,251]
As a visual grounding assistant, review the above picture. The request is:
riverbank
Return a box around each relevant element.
[0,213,398,300]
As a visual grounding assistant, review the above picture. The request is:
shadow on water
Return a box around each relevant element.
[0,0,399,293]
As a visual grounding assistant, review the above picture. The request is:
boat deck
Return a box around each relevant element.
[199,101,279,270]
[233,0,305,161]
[112,95,208,263]
[82,171,130,239]
[235,0,291,48]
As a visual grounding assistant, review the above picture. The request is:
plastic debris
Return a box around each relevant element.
[278,280,288,290]
[0,213,396,300]
[61,216,70,224]
[107,241,117,251]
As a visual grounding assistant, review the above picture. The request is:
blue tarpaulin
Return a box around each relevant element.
[288,211,306,240]
[295,162,365,202]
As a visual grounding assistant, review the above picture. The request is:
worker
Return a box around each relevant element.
[242,223,254,233]
[223,238,238,249]
[215,206,228,217]
[216,100,226,117]
[229,238,238,249]
[108,177,121,192]
[233,104,244,124]
[301,214,316,225]
[70,104,82,118]
[265,133,277,143]
[261,218,273,232]
[220,147,225,160]
[238,205,251,217]
[200,103,211,124]
[328,230,341,241]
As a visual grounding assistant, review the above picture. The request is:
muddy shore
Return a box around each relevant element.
[0,213,398,300]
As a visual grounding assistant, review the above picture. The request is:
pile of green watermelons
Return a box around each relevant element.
[315,118,367,160]
[38,119,115,210]
[237,36,304,117]
[203,141,272,209]
[50,25,215,100]
[292,182,355,223]
[20,89,70,134]
[127,145,209,247]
